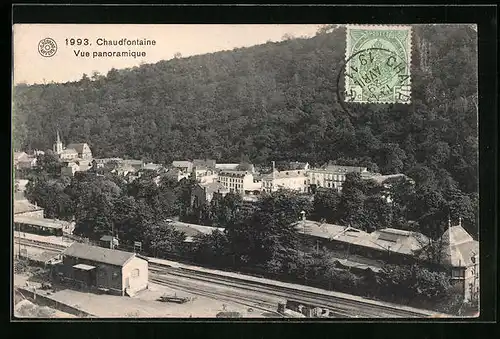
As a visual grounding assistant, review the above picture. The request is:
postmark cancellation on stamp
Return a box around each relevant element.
[345,25,412,104]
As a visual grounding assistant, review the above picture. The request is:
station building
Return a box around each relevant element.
[296,216,479,303]
[51,242,149,296]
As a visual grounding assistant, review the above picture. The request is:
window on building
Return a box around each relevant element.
[452,269,465,278]
[131,268,140,278]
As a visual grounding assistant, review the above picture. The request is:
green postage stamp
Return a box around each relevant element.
[345,25,412,104]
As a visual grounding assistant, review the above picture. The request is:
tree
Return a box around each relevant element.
[191,230,231,266]
[212,192,243,228]
[442,185,476,234]
[24,176,73,220]
[73,190,115,240]
[376,264,452,303]
[387,176,417,229]
[126,173,178,222]
[70,174,122,240]
[176,177,197,218]
[363,195,392,232]
[226,190,312,267]
[146,221,186,258]
[337,172,366,228]
[411,186,448,238]
[378,143,407,174]
[312,188,340,223]
[35,151,62,178]
[316,24,339,35]
[111,195,146,244]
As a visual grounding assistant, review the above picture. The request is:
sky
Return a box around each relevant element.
[13,24,321,85]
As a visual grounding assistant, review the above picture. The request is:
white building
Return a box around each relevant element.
[192,166,218,185]
[307,165,371,192]
[172,161,193,173]
[217,170,259,195]
[94,158,124,168]
[261,170,308,193]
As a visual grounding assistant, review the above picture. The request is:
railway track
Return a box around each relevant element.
[150,274,284,317]
[150,263,434,318]
[151,265,355,318]
[14,237,68,252]
[12,237,438,318]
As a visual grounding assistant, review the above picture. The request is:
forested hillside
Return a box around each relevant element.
[13,25,478,194]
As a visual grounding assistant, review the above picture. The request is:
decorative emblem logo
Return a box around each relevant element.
[38,37,58,57]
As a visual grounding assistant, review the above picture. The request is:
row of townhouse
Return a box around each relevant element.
[171,159,412,203]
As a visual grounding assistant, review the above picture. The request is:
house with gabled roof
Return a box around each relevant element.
[66,143,93,160]
[172,161,193,173]
[192,181,229,208]
[51,242,148,296]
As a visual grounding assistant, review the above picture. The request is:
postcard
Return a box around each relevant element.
[12,22,479,319]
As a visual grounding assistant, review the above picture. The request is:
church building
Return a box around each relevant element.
[53,131,93,175]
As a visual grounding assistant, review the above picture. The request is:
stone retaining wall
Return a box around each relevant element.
[14,287,93,318]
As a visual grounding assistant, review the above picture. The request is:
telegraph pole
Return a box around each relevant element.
[300,211,306,283]
[110,222,115,250]
[470,251,478,303]
[17,223,21,259]
[272,161,276,192]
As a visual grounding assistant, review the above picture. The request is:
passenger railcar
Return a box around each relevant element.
[14,215,64,237]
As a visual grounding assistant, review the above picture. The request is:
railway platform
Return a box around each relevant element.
[13,232,73,248]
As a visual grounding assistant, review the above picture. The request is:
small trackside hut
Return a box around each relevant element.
[51,242,148,296]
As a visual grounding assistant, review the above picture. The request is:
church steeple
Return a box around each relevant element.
[53,130,63,154]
